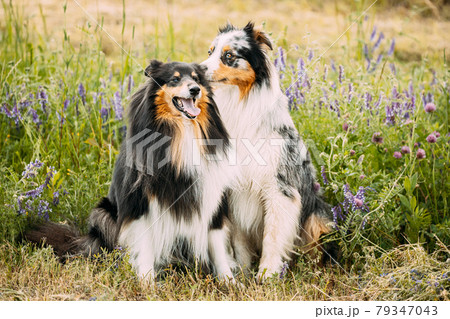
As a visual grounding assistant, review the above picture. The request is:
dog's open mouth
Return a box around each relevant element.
[172,97,201,119]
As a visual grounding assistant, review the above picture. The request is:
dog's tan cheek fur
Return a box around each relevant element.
[154,86,185,175]
[214,62,255,100]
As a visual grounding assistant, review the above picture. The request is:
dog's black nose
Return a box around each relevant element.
[190,86,200,96]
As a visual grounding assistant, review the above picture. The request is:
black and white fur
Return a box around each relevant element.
[26,61,237,281]
[201,22,334,279]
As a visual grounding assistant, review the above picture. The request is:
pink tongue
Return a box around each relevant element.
[181,98,201,117]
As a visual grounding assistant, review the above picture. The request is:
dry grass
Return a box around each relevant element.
[5,0,450,63]
[0,243,448,301]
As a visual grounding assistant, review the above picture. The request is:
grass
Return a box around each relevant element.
[0,0,449,300]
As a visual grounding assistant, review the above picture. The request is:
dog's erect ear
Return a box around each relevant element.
[144,60,163,78]
[243,21,273,51]
[194,63,208,75]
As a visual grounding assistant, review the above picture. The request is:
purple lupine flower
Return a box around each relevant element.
[348,83,353,103]
[388,38,395,56]
[28,108,41,126]
[0,103,13,118]
[11,103,23,125]
[24,184,44,199]
[112,91,123,120]
[17,197,26,215]
[331,205,342,229]
[363,43,369,59]
[430,69,437,86]
[424,102,436,113]
[389,63,396,75]
[371,132,383,144]
[426,134,437,143]
[372,32,384,52]
[374,53,383,67]
[279,262,289,279]
[100,107,109,122]
[276,47,286,73]
[127,75,134,95]
[22,160,44,179]
[321,166,328,185]
[297,58,305,79]
[401,146,411,154]
[308,49,314,62]
[38,89,48,114]
[78,83,86,105]
[370,26,377,42]
[338,65,344,84]
[393,151,402,159]
[323,65,328,81]
[364,92,372,110]
[416,148,426,159]
[330,59,336,72]
[52,191,60,206]
[37,200,51,220]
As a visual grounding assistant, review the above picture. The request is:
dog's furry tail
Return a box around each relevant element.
[24,197,119,260]
[297,162,339,265]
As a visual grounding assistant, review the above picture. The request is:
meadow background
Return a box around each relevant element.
[0,0,449,300]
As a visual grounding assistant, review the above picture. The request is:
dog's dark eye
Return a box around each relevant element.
[208,50,212,56]
[172,77,180,83]
[192,76,199,82]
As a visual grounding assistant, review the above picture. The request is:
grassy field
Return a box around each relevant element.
[0,0,449,300]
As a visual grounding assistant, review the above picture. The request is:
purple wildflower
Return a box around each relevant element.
[426,134,437,143]
[22,160,44,179]
[359,174,365,180]
[416,148,426,159]
[78,83,86,105]
[28,108,41,126]
[401,146,411,154]
[24,184,44,199]
[389,63,396,75]
[330,59,336,72]
[321,166,328,185]
[388,38,395,56]
[308,49,314,62]
[279,262,289,279]
[393,151,402,159]
[371,132,383,144]
[372,32,384,52]
[127,75,134,95]
[38,89,48,114]
[37,200,51,220]
[424,102,436,113]
[343,122,349,131]
[112,91,123,120]
[350,150,356,156]
[52,191,60,206]
[0,103,13,118]
[100,107,109,122]
[338,65,344,84]
[433,131,440,138]
[370,26,377,42]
